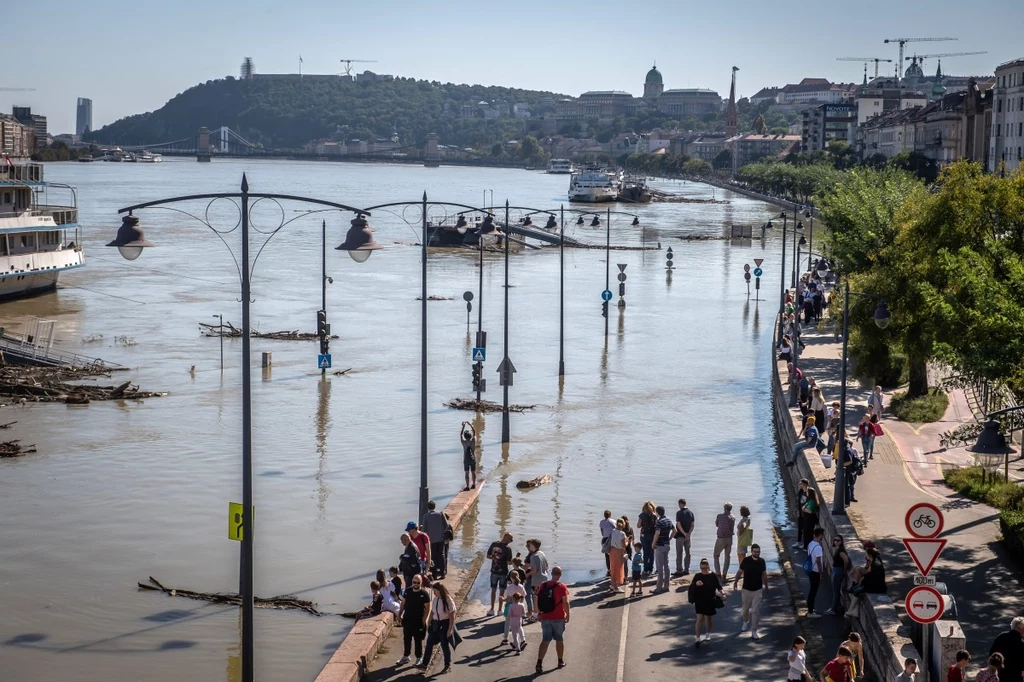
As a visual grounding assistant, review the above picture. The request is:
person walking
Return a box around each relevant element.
[608,518,628,594]
[989,617,1024,682]
[947,649,971,682]
[977,653,1005,682]
[651,505,673,593]
[787,636,810,682]
[806,527,825,617]
[507,593,527,654]
[867,386,884,417]
[825,534,851,616]
[420,582,458,674]
[524,538,549,623]
[801,489,820,551]
[460,421,477,491]
[733,543,768,640]
[600,510,615,576]
[396,574,430,667]
[399,533,421,592]
[673,498,695,577]
[637,502,657,577]
[787,416,819,467]
[421,501,450,579]
[713,502,736,581]
[688,558,723,648]
[857,414,875,464]
[535,566,570,674]
[486,532,513,617]
[736,505,753,568]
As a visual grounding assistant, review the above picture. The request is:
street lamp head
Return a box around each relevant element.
[454,215,469,233]
[766,221,774,230]
[969,418,1016,455]
[816,259,829,278]
[106,214,153,261]
[522,215,533,227]
[805,210,812,218]
[872,300,891,329]
[590,216,600,227]
[779,211,787,219]
[478,215,503,236]
[631,216,640,226]
[799,235,807,246]
[544,215,557,229]
[576,216,585,226]
[796,221,804,230]
[335,213,382,262]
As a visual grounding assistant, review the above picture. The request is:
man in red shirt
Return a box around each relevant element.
[535,565,570,674]
[948,650,971,682]
[820,646,854,682]
[406,522,431,574]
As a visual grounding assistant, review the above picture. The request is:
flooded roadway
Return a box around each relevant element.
[0,159,792,682]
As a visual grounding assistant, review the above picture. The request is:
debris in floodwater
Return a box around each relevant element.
[445,397,539,412]
[516,474,553,490]
[0,440,37,458]
[199,320,338,341]
[138,576,326,617]
[0,366,166,404]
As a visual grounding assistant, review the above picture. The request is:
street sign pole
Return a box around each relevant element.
[904,502,946,682]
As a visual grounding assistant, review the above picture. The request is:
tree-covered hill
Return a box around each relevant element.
[86,76,569,150]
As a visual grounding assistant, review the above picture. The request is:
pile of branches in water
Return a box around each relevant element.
[445,397,539,413]
[654,196,729,204]
[562,243,660,251]
[138,577,331,617]
[0,440,36,458]
[0,366,166,404]
[677,234,729,241]
[199,321,338,341]
[415,295,454,301]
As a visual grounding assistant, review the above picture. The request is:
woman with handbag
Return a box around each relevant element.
[687,558,724,648]
[419,582,457,674]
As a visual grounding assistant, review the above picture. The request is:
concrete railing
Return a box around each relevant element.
[772,349,919,681]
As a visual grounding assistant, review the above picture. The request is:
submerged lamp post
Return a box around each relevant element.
[108,175,367,682]
[833,282,891,515]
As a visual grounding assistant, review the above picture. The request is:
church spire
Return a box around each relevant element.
[726,66,738,137]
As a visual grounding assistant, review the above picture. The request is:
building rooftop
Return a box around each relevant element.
[645,65,663,85]
[663,88,719,95]
[580,90,633,97]
[995,58,1024,72]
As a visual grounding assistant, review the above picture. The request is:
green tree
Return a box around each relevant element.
[752,115,767,134]
[712,149,732,171]
[681,158,712,176]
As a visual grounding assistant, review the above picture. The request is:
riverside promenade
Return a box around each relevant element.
[780,322,1024,674]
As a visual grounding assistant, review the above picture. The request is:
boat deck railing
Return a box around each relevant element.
[0,332,117,370]
[0,164,44,183]
[0,206,78,225]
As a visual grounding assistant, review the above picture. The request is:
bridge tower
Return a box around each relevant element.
[197,127,212,162]
[424,132,440,167]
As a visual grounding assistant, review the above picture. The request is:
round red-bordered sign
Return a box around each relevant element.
[905,502,944,539]
[905,585,945,624]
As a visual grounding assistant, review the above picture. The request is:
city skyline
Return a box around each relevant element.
[4,0,1021,134]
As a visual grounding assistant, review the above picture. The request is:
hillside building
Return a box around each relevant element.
[802,103,857,151]
[990,57,1024,174]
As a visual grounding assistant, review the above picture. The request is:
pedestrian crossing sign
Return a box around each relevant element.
[472,347,486,362]
[318,354,332,369]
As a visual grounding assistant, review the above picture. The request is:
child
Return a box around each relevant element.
[355,580,383,622]
[821,646,854,682]
[501,570,526,646]
[630,542,644,597]
[786,636,807,682]
[507,593,527,654]
[388,567,404,597]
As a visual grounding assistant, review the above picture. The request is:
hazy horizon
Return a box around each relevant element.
[5,0,1021,135]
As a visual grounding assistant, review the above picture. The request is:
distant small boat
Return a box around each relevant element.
[77,156,95,162]
[547,158,574,174]
[136,151,162,163]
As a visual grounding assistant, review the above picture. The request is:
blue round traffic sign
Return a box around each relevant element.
[601,290,613,301]
[753,267,763,277]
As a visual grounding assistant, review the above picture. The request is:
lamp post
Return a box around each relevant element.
[559,206,565,377]
[502,200,511,443]
[805,204,815,271]
[107,175,370,682]
[834,280,891,514]
[776,212,788,342]
[212,313,224,371]
[791,219,803,288]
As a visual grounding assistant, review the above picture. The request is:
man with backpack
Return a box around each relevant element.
[535,566,570,674]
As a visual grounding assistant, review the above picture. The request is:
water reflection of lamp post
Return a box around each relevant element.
[212,313,224,371]
[108,174,368,682]
[833,283,890,515]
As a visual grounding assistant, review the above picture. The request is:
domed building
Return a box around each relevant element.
[644,64,664,100]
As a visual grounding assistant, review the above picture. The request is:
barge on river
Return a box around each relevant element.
[0,162,84,301]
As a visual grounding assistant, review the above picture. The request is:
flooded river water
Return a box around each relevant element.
[0,159,795,682]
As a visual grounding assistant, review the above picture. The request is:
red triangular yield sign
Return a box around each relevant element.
[903,538,947,576]
[754,258,764,267]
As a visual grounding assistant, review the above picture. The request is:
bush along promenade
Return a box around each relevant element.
[943,466,1024,568]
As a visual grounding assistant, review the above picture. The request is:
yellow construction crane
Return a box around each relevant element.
[883,37,957,77]
[836,57,893,79]
[339,59,378,77]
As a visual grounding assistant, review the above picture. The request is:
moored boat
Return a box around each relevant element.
[568,168,621,202]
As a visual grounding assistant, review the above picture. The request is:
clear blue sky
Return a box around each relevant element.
[6,0,1022,134]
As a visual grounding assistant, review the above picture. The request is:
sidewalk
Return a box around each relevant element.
[791,325,1024,651]
[366,572,800,682]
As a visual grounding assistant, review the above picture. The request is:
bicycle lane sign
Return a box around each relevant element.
[905,502,944,539]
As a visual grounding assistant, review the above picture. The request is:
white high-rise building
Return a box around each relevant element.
[990,58,1024,174]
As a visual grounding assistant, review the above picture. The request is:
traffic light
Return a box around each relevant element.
[471,362,482,391]
[317,310,329,354]
[602,300,609,318]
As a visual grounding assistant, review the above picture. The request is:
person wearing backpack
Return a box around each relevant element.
[399,533,421,592]
[535,566,570,674]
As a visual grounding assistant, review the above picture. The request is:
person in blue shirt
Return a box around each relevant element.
[630,543,644,597]
[786,416,819,467]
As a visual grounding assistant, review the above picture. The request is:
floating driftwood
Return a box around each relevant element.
[516,474,552,490]
[562,243,660,251]
[445,397,539,413]
[0,421,15,429]
[0,440,36,458]
[138,576,326,617]
[0,366,166,404]
[331,368,354,376]
[200,321,338,341]
[415,295,454,301]
[677,234,729,241]
[654,196,729,204]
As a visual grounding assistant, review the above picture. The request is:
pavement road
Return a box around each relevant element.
[367,573,800,682]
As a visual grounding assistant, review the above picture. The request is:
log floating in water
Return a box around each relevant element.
[444,397,539,413]
[0,440,37,458]
[200,321,338,341]
[516,474,553,490]
[137,576,324,617]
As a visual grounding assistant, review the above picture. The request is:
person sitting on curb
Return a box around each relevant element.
[787,416,819,467]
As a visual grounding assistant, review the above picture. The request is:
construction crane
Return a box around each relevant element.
[905,51,987,68]
[883,37,957,77]
[0,87,36,92]
[339,59,377,77]
[836,57,893,79]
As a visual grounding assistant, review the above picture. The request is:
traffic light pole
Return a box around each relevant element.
[605,206,610,337]
[476,215,485,402]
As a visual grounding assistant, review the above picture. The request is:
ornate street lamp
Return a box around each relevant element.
[106,214,153,260]
[334,214,383,262]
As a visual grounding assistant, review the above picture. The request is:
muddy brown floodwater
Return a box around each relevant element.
[0,159,795,682]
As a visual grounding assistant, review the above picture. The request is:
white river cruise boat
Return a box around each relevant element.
[547,158,575,174]
[0,162,85,301]
[568,168,622,203]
